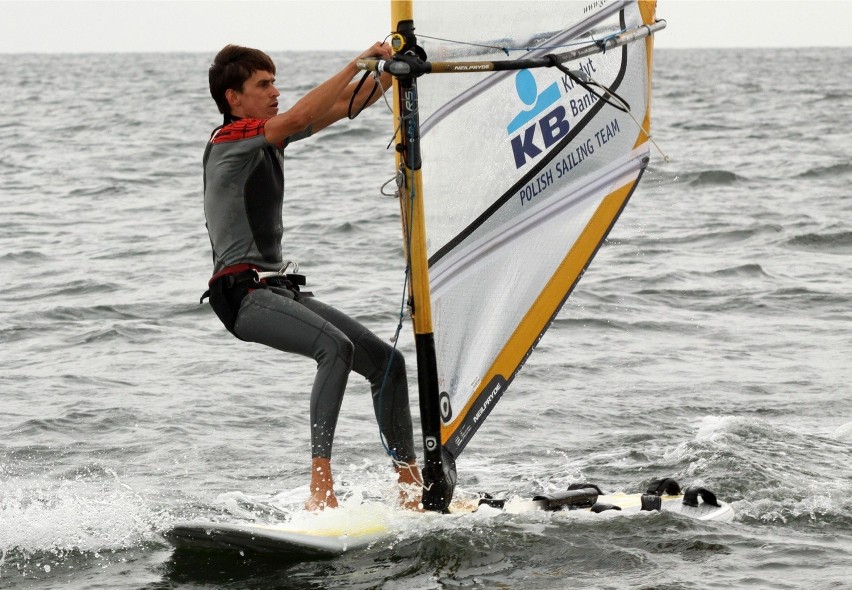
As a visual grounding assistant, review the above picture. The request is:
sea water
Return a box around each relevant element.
[1,47,850,589]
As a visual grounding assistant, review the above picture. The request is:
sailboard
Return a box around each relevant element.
[354,0,690,512]
[166,481,733,557]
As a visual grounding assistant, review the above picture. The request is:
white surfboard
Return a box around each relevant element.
[166,519,387,557]
[166,484,734,557]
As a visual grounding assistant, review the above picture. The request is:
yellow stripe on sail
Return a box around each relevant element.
[441,177,640,445]
[634,0,656,149]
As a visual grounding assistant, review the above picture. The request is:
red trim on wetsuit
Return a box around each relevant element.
[211,119,267,144]
[208,263,259,286]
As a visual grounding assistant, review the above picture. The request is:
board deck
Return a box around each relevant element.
[166,488,734,557]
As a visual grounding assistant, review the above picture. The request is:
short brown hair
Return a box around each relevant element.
[209,45,276,115]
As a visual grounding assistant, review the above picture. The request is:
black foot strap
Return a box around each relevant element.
[568,482,605,495]
[646,477,681,496]
[477,493,506,509]
[591,503,622,513]
[640,494,662,511]
[682,486,721,507]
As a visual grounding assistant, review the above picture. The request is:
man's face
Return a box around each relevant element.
[229,70,280,119]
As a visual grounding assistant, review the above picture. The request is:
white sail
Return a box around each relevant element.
[404,0,659,456]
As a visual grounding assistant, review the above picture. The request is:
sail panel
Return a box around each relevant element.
[441,166,644,455]
[409,1,657,454]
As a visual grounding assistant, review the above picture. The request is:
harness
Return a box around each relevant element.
[200,263,308,337]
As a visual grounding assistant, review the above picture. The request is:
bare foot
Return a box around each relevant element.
[395,461,423,511]
[305,457,338,511]
[305,489,338,511]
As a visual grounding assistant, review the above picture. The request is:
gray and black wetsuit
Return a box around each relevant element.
[203,117,415,462]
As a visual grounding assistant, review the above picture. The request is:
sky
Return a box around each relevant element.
[1,0,851,54]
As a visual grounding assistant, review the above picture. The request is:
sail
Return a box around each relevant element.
[401,0,659,457]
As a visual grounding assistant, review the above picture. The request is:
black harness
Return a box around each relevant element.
[201,269,307,337]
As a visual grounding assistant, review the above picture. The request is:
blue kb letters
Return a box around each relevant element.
[510,105,571,169]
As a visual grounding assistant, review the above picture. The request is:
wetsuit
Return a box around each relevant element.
[203,116,416,462]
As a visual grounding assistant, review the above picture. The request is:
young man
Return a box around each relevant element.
[204,44,421,511]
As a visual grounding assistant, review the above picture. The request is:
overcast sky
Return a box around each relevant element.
[1,0,850,54]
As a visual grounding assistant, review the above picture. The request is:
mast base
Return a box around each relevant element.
[422,447,457,513]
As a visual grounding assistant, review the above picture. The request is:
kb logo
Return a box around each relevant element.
[507,69,570,169]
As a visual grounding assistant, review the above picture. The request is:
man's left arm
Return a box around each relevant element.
[311,71,393,133]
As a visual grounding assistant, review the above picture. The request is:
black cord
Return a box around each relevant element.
[348,71,380,120]
[546,54,631,113]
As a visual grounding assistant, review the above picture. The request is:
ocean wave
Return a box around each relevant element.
[759,286,849,308]
[693,415,778,442]
[14,406,139,437]
[0,249,50,263]
[319,124,376,141]
[785,230,852,254]
[670,121,739,132]
[642,167,680,185]
[554,315,703,335]
[553,317,624,331]
[813,91,852,103]
[67,323,164,346]
[0,284,124,308]
[657,416,852,528]
[707,263,770,278]
[684,170,745,186]
[735,495,852,528]
[832,422,852,441]
[67,184,125,198]
[649,224,783,246]
[45,304,144,322]
[797,162,852,178]
[630,283,767,308]
[632,287,717,304]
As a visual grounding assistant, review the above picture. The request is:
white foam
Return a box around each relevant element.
[0,476,166,556]
[831,421,852,440]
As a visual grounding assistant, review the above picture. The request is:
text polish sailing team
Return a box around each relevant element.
[518,116,622,207]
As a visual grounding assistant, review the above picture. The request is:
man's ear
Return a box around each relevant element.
[225,88,240,109]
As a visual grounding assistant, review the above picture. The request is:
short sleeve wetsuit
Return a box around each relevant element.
[203,116,416,462]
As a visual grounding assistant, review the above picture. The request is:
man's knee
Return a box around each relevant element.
[376,346,406,387]
[338,335,355,368]
[389,347,406,375]
[330,331,355,368]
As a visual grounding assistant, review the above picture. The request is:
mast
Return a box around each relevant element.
[390,0,455,512]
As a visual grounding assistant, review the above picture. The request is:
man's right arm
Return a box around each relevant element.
[264,43,391,145]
